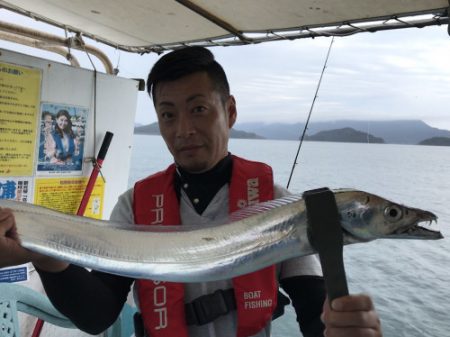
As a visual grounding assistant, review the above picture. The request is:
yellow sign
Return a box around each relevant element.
[34,177,105,219]
[0,62,41,176]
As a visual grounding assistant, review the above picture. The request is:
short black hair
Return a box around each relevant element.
[147,46,230,104]
[42,111,53,119]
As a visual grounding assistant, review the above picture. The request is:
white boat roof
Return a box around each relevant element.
[0,0,448,53]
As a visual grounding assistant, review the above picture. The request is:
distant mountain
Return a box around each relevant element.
[134,122,264,139]
[134,120,450,144]
[230,129,264,139]
[418,137,450,146]
[306,127,384,143]
[235,120,450,145]
[134,122,160,134]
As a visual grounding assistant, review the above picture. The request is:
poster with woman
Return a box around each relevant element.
[37,103,88,173]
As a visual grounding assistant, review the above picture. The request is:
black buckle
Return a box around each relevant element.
[185,289,233,326]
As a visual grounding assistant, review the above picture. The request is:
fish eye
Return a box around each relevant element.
[384,205,403,221]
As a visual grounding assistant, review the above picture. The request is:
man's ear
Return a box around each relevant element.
[227,95,237,129]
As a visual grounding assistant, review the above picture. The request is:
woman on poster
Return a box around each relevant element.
[45,109,80,165]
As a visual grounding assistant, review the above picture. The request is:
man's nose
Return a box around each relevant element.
[176,113,195,137]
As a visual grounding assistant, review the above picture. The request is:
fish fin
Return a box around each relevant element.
[228,195,303,221]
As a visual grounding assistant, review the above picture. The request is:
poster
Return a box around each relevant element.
[0,177,33,282]
[0,62,41,176]
[36,103,88,174]
[0,264,29,283]
[34,177,104,219]
[0,177,33,202]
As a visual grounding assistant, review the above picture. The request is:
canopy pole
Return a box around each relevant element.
[0,20,114,74]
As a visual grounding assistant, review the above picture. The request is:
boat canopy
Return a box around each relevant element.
[0,0,448,53]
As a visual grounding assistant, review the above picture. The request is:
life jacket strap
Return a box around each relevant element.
[185,289,236,325]
[134,288,290,336]
[184,288,290,326]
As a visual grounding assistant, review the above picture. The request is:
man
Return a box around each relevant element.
[0,46,382,337]
[38,110,55,161]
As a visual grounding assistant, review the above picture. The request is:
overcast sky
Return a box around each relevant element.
[1,10,450,130]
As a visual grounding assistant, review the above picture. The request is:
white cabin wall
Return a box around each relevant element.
[0,47,138,218]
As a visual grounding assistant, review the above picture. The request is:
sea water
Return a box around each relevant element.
[128,135,450,337]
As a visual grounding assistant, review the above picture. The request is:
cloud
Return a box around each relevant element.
[1,10,449,130]
[225,26,450,129]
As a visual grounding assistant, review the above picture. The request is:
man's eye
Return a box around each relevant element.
[160,112,174,120]
[193,106,207,114]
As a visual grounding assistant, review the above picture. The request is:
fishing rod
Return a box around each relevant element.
[286,37,335,189]
[31,131,114,337]
[286,40,349,306]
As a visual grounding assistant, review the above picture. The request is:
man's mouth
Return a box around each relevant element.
[177,144,203,155]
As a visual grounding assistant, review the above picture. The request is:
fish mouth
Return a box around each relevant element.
[388,212,443,240]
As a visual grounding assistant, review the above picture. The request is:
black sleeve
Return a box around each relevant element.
[280,275,326,337]
[37,264,134,335]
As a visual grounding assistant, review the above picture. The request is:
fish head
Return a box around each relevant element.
[336,190,442,241]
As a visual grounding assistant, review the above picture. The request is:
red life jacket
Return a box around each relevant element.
[133,155,277,337]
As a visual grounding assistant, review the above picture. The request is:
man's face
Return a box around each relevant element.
[43,115,53,131]
[154,72,236,173]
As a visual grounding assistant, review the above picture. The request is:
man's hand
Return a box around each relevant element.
[0,207,68,272]
[321,294,382,337]
[0,207,32,267]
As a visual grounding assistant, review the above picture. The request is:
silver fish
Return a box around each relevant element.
[0,189,442,282]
